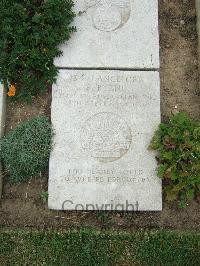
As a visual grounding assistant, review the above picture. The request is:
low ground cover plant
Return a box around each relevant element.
[150,112,200,207]
[0,0,76,101]
[0,115,52,183]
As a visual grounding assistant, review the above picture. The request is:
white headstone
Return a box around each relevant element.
[55,0,159,69]
[48,70,162,211]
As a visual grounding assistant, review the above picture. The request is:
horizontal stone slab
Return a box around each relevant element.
[55,0,159,69]
[48,70,162,211]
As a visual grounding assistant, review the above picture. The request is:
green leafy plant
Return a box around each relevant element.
[0,0,76,101]
[0,115,52,183]
[40,190,49,203]
[150,112,200,207]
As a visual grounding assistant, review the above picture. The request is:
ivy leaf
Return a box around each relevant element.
[149,130,160,150]
[166,190,179,201]
[157,164,167,179]
[162,151,173,160]
[178,200,187,209]
[193,127,200,139]
[171,171,178,181]
[186,188,195,201]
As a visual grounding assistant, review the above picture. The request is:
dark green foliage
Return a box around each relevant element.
[0,0,76,101]
[0,115,52,183]
[150,112,200,207]
[0,229,199,265]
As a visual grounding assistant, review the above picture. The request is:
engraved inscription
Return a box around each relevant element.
[85,0,131,32]
[56,73,155,109]
[57,168,154,184]
[81,112,132,162]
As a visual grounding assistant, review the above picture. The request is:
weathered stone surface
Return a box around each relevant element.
[48,70,162,211]
[55,0,159,69]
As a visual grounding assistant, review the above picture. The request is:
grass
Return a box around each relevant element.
[0,228,199,265]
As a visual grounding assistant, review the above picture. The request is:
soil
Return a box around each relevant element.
[160,0,200,121]
[0,0,200,230]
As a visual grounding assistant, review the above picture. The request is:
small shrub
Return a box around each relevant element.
[0,0,76,101]
[0,115,52,183]
[150,112,200,207]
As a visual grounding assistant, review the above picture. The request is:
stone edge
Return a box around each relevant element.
[0,84,6,199]
[196,0,200,71]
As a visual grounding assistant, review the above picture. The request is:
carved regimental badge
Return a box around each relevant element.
[84,0,131,32]
[81,112,132,162]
